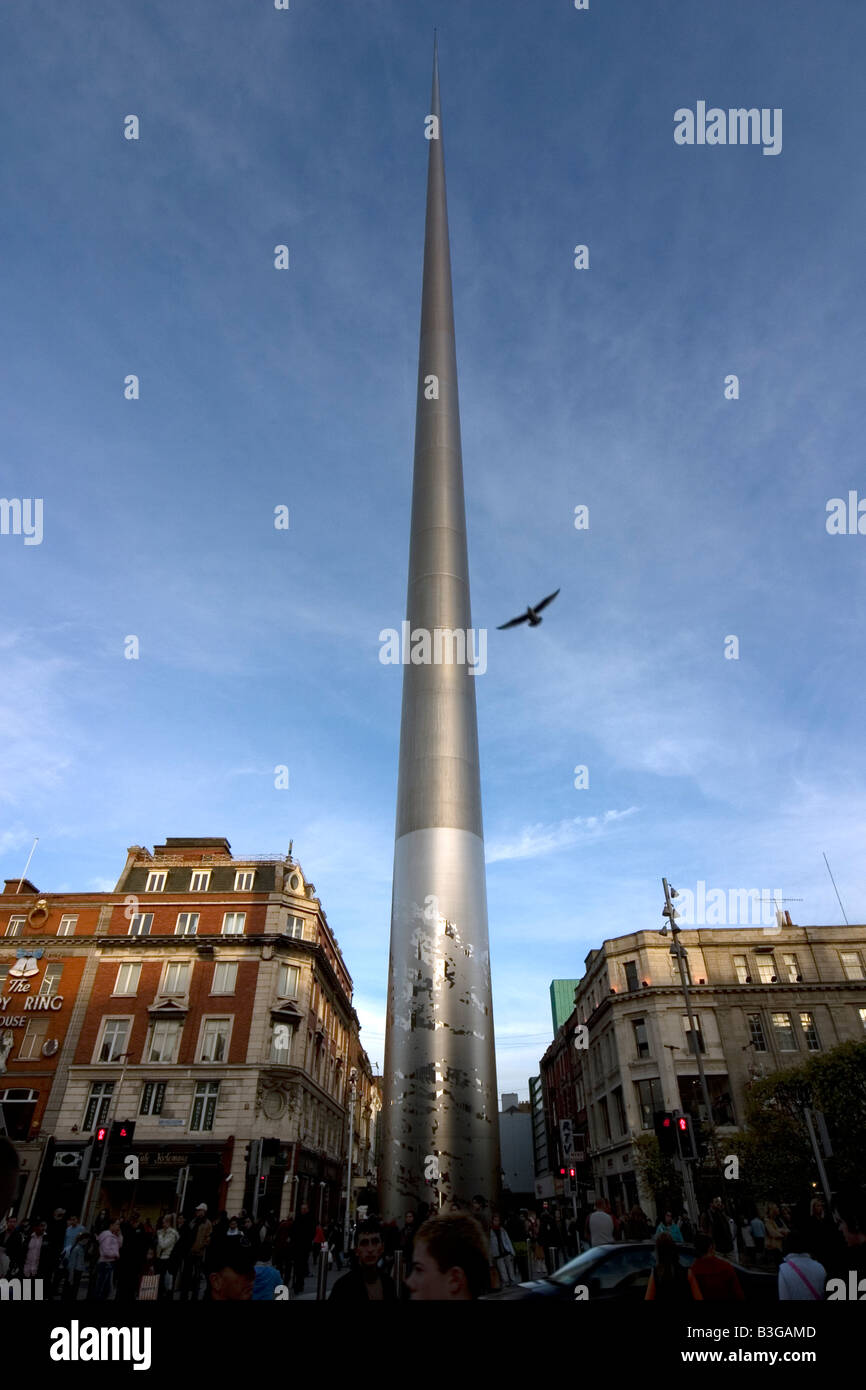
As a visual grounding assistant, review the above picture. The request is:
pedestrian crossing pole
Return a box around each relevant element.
[342,1069,357,1254]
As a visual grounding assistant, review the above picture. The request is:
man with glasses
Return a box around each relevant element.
[328,1218,398,1303]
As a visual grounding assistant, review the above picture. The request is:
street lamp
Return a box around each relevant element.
[660,880,716,1150]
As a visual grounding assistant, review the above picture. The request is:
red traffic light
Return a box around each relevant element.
[677,1117,687,1131]
[569,1168,576,1178]
[96,1127,107,1141]
[559,1167,566,1176]
[662,1116,672,1129]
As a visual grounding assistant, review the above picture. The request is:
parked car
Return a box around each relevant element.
[480,1241,777,1301]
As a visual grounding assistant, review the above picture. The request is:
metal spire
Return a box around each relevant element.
[380,39,500,1220]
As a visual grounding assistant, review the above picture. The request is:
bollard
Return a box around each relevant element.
[548,1246,559,1273]
[316,1245,329,1300]
[392,1250,404,1294]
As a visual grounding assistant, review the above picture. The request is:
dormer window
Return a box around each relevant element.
[146,872,167,892]
[234,871,254,892]
[189,871,210,892]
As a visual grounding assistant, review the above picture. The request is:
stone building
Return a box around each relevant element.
[540,921,866,1215]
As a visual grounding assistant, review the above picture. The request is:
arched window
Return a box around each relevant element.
[0,1087,38,1141]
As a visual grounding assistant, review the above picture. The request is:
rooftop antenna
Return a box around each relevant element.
[16,837,39,893]
[822,852,849,925]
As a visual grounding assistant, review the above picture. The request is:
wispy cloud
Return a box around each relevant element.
[486,808,639,864]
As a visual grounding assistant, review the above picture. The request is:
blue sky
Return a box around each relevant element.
[2,1,865,1099]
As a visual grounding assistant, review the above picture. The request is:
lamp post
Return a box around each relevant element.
[343,1069,357,1253]
[660,881,714,1128]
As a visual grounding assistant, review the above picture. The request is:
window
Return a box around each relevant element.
[5,917,25,937]
[799,1013,820,1051]
[212,961,237,995]
[83,1081,115,1130]
[98,1018,131,1063]
[161,962,190,995]
[18,1019,49,1061]
[733,955,750,984]
[782,953,802,983]
[598,1097,611,1142]
[756,956,777,984]
[189,871,210,892]
[612,1085,626,1134]
[632,1019,650,1059]
[271,1022,293,1064]
[222,912,245,936]
[114,963,141,996]
[199,1018,231,1063]
[771,1012,797,1051]
[57,915,78,937]
[747,1014,767,1051]
[635,1077,664,1129]
[139,1081,166,1116]
[147,1020,182,1064]
[287,917,305,939]
[624,961,639,993]
[145,871,167,892]
[37,964,63,997]
[0,1087,39,1141]
[234,871,254,891]
[175,913,199,936]
[128,913,153,937]
[840,951,864,981]
[683,1014,705,1055]
[278,963,300,998]
[190,1081,219,1132]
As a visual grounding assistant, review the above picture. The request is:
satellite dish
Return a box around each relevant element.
[42,1039,59,1057]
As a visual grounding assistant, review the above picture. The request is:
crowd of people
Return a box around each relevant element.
[2,1136,864,1302]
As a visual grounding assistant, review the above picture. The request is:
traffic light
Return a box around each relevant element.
[110,1119,135,1148]
[261,1138,280,1159]
[246,1138,263,1174]
[654,1111,677,1157]
[676,1113,697,1162]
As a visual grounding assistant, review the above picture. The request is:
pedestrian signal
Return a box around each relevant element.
[654,1111,677,1157]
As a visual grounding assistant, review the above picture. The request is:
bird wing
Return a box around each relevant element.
[497,612,530,630]
[533,588,560,613]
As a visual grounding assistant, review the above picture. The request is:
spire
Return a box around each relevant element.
[380,41,499,1219]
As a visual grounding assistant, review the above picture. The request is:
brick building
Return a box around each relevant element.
[0,838,370,1228]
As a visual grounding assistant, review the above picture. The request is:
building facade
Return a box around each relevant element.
[0,838,369,1227]
[540,922,866,1217]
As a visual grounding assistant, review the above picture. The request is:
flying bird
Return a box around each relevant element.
[497,589,560,630]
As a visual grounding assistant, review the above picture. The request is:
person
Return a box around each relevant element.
[654,1211,683,1243]
[690,1233,745,1300]
[155,1214,179,1300]
[329,1219,398,1302]
[226,1216,243,1239]
[0,1138,19,1219]
[291,1202,315,1295]
[185,1203,213,1299]
[805,1197,846,1279]
[23,1220,48,1279]
[172,1212,192,1294]
[117,1210,148,1300]
[65,1230,93,1302]
[406,1213,490,1300]
[645,1232,703,1302]
[252,1242,285,1300]
[538,1204,559,1271]
[207,1241,256,1300]
[707,1197,734,1258]
[749,1211,766,1261]
[326,1220,344,1271]
[587,1197,615,1247]
[488,1211,517,1288]
[764,1204,789,1266]
[678,1210,694,1243]
[3,1216,27,1276]
[94,1219,123,1300]
[57,1214,86,1298]
[778,1230,826,1301]
[274,1217,294,1282]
